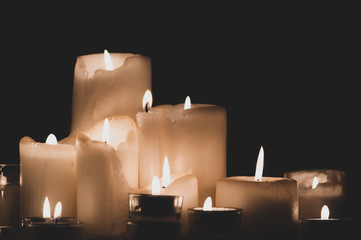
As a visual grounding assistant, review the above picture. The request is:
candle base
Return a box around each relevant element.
[21,217,83,240]
[0,226,17,240]
[300,218,352,240]
[187,208,242,240]
[126,221,181,240]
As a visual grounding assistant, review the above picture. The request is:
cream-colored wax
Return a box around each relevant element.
[284,169,346,219]
[19,137,76,218]
[70,52,151,140]
[152,103,227,204]
[216,176,298,240]
[76,116,138,237]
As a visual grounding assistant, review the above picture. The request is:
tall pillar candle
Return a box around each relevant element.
[137,90,161,189]
[19,134,76,218]
[70,50,151,140]
[152,96,227,204]
[216,147,298,240]
[76,116,138,238]
[284,169,346,219]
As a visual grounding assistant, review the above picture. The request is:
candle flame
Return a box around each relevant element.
[43,196,51,218]
[0,172,7,185]
[152,176,161,195]
[321,205,330,220]
[184,96,191,110]
[102,118,110,143]
[203,196,212,211]
[54,201,62,219]
[104,49,114,70]
[312,176,319,189]
[162,156,171,188]
[46,133,57,145]
[254,146,264,181]
[142,90,153,112]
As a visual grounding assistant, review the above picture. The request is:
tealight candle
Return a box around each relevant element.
[0,164,20,227]
[126,177,184,240]
[216,146,298,240]
[300,205,352,240]
[21,197,83,240]
[188,197,243,240]
[19,134,76,218]
[70,50,151,139]
[284,169,346,219]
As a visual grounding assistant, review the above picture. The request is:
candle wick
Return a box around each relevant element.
[145,103,149,113]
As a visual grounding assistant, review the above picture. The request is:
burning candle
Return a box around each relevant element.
[70,50,151,140]
[140,156,199,235]
[137,90,161,189]
[300,205,352,240]
[126,177,184,240]
[284,169,346,219]
[19,134,77,218]
[188,197,243,240]
[22,197,83,240]
[76,116,138,238]
[216,146,298,240]
[151,96,227,204]
[0,164,20,227]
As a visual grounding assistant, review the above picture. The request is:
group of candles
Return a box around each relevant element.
[0,50,352,240]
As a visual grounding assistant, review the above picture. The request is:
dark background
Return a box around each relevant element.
[1,3,359,222]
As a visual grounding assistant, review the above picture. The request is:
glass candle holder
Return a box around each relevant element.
[0,164,20,227]
[127,193,184,240]
[300,218,352,240]
[188,207,243,240]
[21,217,83,240]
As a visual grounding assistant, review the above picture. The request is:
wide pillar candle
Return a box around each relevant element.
[152,103,226,204]
[71,52,151,139]
[216,177,298,239]
[19,136,76,218]
[284,169,346,219]
[76,116,138,238]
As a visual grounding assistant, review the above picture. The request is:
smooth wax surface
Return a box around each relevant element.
[152,103,226,204]
[216,176,298,240]
[71,53,151,138]
[19,137,76,218]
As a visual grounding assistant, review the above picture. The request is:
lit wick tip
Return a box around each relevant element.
[145,103,149,113]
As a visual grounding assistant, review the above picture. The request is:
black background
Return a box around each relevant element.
[1,3,359,222]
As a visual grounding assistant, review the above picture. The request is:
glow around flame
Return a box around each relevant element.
[142,90,153,111]
[104,49,114,70]
[54,202,62,219]
[162,156,171,188]
[102,118,110,143]
[152,176,161,195]
[312,176,319,189]
[46,134,57,145]
[203,196,213,211]
[254,146,264,181]
[0,172,7,185]
[184,96,191,110]
[43,197,51,218]
[321,205,330,220]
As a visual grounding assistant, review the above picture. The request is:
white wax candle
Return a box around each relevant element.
[216,176,298,239]
[76,116,138,237]
[284,169,346,219]
[19,135,76,218]
[152,101,227,204]
[70,51,151,139]
[136,90,161,188]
